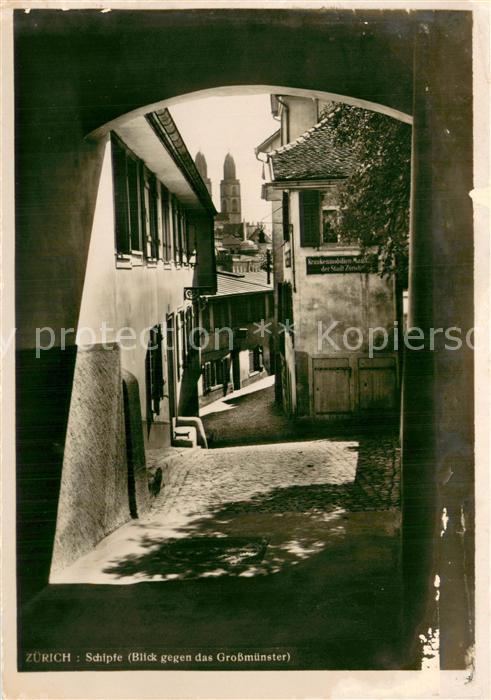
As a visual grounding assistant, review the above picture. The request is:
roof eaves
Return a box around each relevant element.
[255,128,281,155]
[213,287,272,298]
[145,109,217,216]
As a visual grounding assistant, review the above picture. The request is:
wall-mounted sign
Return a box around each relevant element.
[285,249,291,268]
[306,254,377,275]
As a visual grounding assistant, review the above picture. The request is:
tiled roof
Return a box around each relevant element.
[210,272,273,298]
[270,117,356,182]
[240,271,273,288]
[221,234,242,246]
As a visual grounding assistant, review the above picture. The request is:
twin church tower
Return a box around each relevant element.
[195,151,242,225]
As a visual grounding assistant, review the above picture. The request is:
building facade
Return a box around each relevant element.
[199,272,274,407]
[220,153,242,224]
[49,108,216,578]
[258,98,400,420]
[195,150,213,197]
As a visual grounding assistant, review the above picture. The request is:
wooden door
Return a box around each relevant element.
[358,357,397,410]
[312,358,351,415]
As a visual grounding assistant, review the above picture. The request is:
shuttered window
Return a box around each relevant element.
[127,155,142,252]
[171,197,185,264]
[160,184,172,261]
[171,197,179,263]
[111,137,131,255]
[299,189,321,247]
[141,168,159,260]
[202,358,229,394]
[177,207,185,264]
[148,176,160,259]
[282,191,290,242]
[112,133,163,258]
[145,325,164,422]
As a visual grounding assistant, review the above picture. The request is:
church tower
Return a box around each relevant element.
[220,153,242,224]
[194,151,212,197]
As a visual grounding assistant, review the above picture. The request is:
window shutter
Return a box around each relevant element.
[161,185,171,261]
[149,176,159,259]
[111,139,130,255]
[127,156,142,252]
[282,191,290,242]
[299,190,321,247]
[171,196,179,263]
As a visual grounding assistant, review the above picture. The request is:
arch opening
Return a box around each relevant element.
[88,84,412,141]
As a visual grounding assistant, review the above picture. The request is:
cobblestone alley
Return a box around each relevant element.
[53,434,400,584]
[22,383,403,670]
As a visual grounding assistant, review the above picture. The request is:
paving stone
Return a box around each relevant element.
[54,385,400,585]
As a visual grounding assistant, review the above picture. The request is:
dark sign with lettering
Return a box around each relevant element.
[306,254,377,275]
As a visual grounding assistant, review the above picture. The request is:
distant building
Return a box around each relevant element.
[199,271,274,407]
[195,150,272,275]
[220,153,242,224]
[218,253,263,274]
[218,222,263,273]
[195,151,212,197]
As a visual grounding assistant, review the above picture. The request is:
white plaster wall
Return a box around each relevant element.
[283,96,319,141]
[239,349,251,383]
[77,137,196,427]
[289,190,397,356]
[270,189,284,286]
[77,138,118,340]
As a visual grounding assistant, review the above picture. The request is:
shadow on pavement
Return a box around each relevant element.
[19,432,404,671]
[20,516,403,670]
[101,436,400,581]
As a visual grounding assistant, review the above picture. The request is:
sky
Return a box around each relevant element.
[169,94,278,229]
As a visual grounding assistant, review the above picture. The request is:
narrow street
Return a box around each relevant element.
[201,376,398,447]
[21,383,403,671]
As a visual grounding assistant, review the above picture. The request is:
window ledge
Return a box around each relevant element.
[248,369,262,378]
[209,383,225,392]
[115,251,151,268]
[131,254,144,266]
[115,255,132,269]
